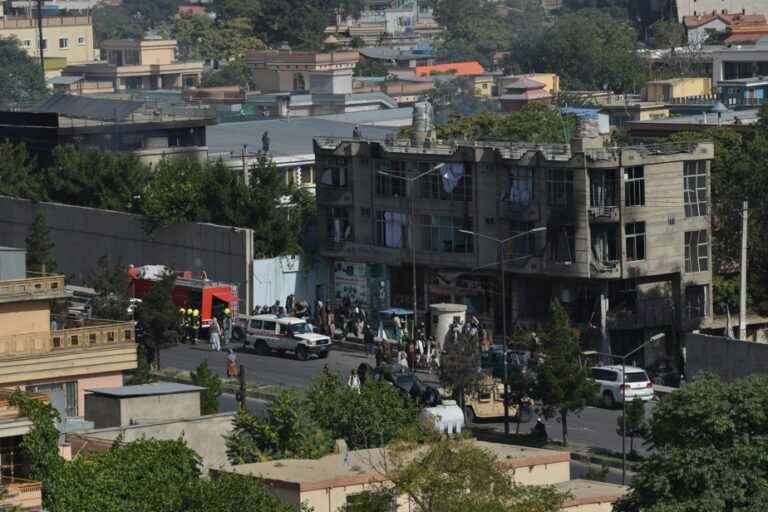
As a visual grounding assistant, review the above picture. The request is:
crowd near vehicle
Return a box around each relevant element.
[590,365,654,407]
[233,314,331,360]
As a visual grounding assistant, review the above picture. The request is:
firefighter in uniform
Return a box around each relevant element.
[191,309,200,344]
[185,308,195,344]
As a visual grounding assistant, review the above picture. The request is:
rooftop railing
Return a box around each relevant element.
[0,274,65,303]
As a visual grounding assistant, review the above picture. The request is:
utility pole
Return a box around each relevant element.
[739,200,748,340]
[36,0,45,79]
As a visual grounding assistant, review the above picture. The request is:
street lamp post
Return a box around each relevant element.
[459,226,546,435]
[590,332,665,484]
[377,164,445,330]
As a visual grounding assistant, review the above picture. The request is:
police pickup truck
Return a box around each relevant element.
[232,314,331,361]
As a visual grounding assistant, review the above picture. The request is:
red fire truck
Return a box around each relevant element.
[128,265,239,328]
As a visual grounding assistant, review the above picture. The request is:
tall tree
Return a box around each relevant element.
[0,142,42,200]
[439,326,482,408]
[25,208,57,274]
[649,19,685,49]
[434,0,511,67]
[135,271,180,369]
[0,38,47,109]
[531,301,597,446]
[88,255,131,320]
[616,373,768,511]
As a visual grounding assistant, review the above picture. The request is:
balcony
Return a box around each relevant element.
[588,206,620,223]
[2,477,42,511]
[0,275,65,304]
[0,320,135,358]
[0,390,48,422]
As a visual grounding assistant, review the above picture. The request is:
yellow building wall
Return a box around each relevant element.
[646,78,712,101]
[0,23,94,63]
[140,45,176,65]
[637,107,670,121]
[0,302,50,336]
[473,78,494,97]
[511,460,571,486]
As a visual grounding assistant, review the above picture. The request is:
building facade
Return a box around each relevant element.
[0,14,94,64]
[0,258,136,420]
[314,123,714,362]
[246,50,360,94]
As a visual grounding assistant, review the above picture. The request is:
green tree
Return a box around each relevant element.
[43,145,149,212]
[511,9,646,92]
[25,208,57,274]
[305,369,421,449]
[162,14,264,62]
[434,0,510,67]
[190,360,222,415]
[0,38,47,109]
[47,438,201,512]
[140,157,205,231]
[92,3,145,42]
[88,255,131,320]
[202,57,256,89]
[439,326,482,408]
[135,271,180,369]
[339,489,394,512]
[649,19,685,49]
[531,301,598,446]
[615,373,768,511]
[386,435,567,512]
[434,104,571,143]
[182,472,293,512]
[126,343,156,385]
[616,398,645,454]
[0,141,41,200]
[225,389,332,463]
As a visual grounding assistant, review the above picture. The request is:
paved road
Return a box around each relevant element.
[165,344,653,455]
[482,402,655,455]
[162,343,378,389]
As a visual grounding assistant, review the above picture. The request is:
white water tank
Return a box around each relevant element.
[430,303,467,350]
[421,400,464,434]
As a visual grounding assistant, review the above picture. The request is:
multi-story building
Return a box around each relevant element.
[60,38,204,93]
[246,49,360,94]
[0,14,94,64]
[0,246,137,422]
[314,116,714,361]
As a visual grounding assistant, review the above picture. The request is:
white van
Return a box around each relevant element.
[234,314,331,361]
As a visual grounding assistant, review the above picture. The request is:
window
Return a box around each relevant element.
[589,169,618,208]
[78,36,86,45]
[327,207,352,242]
[22,40,31,48]
[591,368,617,382]
[508,221,535,258]
[684,161,707,217]
[625,222,646,261]
[546,169,573,208]
[508,167,534,205]
[684,230,709,272]
[419,163,472,202]
[40,39,47,49]
[686,284,710,319]
[279,324,289,335]
[416,215,474,254]
[262,321,276,332]
[249,319,262,329]
[59,38,69,49]
[360,207,371,218]
[548,225,575,263]
[376,211,408,248]
[318,159,347,187]
[375,163,406,197]
[624,166,645,207]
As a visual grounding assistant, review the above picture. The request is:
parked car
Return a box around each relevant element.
[590,365,654,407]
[372,364,441,407]
[233,314,331,360]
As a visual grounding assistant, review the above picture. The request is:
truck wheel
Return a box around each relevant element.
[296,346,309,361]
[256,340,270,356]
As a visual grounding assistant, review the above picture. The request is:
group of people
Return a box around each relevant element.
[371,321,440,373]
[251,295,312,320]
[178,307,233,352]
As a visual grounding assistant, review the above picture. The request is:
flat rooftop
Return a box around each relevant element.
[86,383,204,398]
[207,117,398,157]
[226,441,569,491]
[556,479,629,508]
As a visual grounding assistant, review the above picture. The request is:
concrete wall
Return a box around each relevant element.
[252,256,329,310]
[71,412,236,471]
[84,393,121,429]
[685,332,768,381]
[0,302,50,336]
[0,247,25,280]
[85,391,200,428]
[0,196,249,308]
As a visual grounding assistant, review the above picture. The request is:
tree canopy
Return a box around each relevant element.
[616,373,768,512]
[0,38,47,109]
[25,208,57,275]
[434,104,573,143]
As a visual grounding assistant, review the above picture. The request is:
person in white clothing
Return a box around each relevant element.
[397,351,409,369]
[347,369,361,392]
[209,316,222,352]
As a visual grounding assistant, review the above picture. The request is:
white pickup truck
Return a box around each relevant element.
[233,314,331,361]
